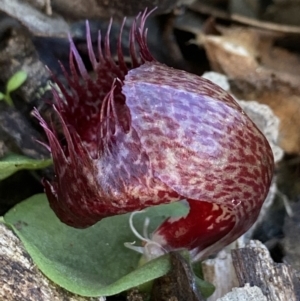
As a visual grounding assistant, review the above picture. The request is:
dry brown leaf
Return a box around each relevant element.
[51,0,196,20]
[198,25,300,154]
[0,0,70,36]
[264,1,300,26]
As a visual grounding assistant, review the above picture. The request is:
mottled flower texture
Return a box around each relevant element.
[34,10,274,261]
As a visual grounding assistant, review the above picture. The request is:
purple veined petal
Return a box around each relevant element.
[34,8,274,261]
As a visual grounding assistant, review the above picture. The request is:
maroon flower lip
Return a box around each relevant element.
[34,9,274,261]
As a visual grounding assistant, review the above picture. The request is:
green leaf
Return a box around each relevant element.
[0,153,52,180]
[6,70,27,93]
[192,261,215,297]
[4,194,188,297]
[195,276,215,298]
[0,92,4,100]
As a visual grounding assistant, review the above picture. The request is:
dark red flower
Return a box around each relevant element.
[34,10,274,261]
